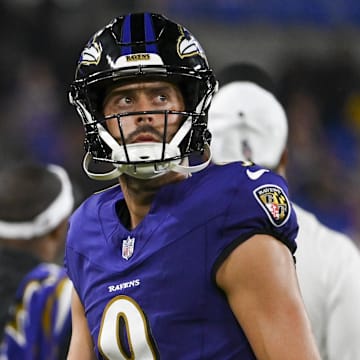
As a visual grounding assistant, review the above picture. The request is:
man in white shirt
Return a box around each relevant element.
[208,62,360,360]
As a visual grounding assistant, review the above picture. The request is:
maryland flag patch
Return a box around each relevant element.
[253,184,291,227]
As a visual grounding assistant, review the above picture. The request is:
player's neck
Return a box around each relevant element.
[118,171,186,229]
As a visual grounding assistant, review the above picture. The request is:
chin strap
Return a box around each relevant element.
[170,143,211,175]
[83,153,122,181]
[82,143,212,181]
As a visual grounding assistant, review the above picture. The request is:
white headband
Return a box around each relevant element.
[0,164,74,240]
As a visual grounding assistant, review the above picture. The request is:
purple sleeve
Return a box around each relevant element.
[0,264,72,360]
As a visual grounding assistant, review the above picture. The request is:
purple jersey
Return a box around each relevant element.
[65,162,298,359]
[0,263,72,360]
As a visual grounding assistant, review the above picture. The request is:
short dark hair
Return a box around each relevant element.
[218,62,276,96]
[0,163,61,222]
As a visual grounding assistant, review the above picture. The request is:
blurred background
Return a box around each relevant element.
[1,0,360,246]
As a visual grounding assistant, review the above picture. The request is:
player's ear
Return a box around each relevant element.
[275,148,288,178]
[49,219,69,243]
[280,148,288,168]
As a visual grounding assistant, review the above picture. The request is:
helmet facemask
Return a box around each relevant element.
[94,108,191,180]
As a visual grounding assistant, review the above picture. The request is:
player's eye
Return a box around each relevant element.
[154,94,169,106]
[110,96,133,110]
[121,96,132,105]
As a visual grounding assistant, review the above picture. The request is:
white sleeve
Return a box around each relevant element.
[325,233,360,360]
[294,205,360,360]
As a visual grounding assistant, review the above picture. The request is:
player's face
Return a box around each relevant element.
[103,80,185,145]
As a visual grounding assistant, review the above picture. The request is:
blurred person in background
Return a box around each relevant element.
[278,58,360,241]
[0,162,74,359]
[208,62,360,360]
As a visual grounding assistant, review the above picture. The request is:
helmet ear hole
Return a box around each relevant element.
[204,129,212,146]
[191,126,210,152]
[83,123,112,159]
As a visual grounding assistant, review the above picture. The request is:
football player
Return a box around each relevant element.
[65,12,321,359]
[0,163,74,359]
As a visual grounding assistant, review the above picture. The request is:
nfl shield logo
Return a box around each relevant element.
[122,236,135,260]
